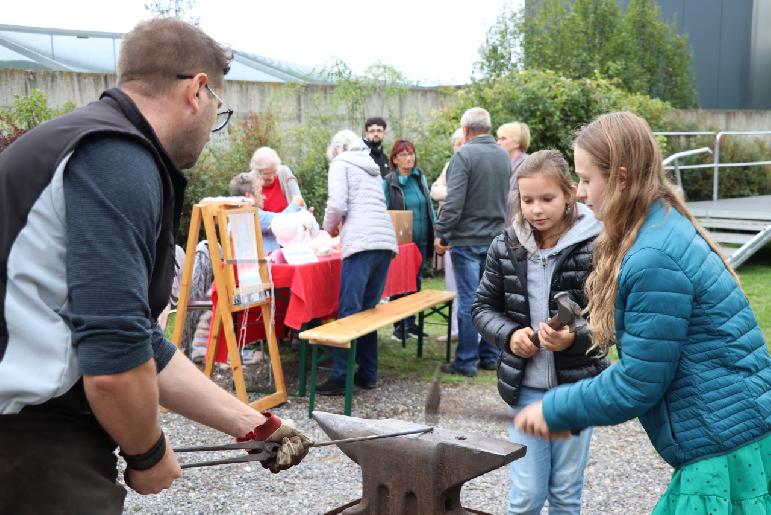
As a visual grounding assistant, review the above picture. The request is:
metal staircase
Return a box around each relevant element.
[687,196,771,268]
[661,139,771,268]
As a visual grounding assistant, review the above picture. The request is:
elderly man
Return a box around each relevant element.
[0,18,311,513]
[434,107,511,377]
[250,146,304,212]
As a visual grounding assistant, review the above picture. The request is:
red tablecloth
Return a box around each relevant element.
[273,242,422,330]
[209,243,422,360]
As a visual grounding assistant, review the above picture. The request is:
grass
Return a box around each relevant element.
[739,243,771,346]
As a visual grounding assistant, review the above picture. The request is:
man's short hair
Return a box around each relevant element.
[117,18,233,95]
[364,117,387,131]
[460,107,492,133]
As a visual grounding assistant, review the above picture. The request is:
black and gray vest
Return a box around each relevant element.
[0,88,186,414]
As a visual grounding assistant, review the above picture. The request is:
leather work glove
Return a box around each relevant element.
[237,412,314,473]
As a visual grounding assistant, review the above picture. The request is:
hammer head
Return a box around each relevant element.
[553,291,587,332]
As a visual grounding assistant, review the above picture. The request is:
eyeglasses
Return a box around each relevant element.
[176,74,234,133]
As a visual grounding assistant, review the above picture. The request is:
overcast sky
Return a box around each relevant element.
[4,0,521,85]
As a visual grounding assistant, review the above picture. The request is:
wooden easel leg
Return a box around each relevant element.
[203,307,222,378]
[248,303,288,411]
[171,206,202,351]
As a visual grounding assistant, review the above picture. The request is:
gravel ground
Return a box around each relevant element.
[123,366,671,514]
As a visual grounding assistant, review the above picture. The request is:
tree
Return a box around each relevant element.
[416,69,672,179]
[145,0,200,25]
[475,0,697,108]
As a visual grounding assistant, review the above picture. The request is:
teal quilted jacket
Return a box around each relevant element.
[543,202,771,468]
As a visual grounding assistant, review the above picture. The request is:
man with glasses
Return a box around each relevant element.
[364,116,390,177]
[0,18,311,513]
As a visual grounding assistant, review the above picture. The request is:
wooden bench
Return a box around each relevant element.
[298,289,456,417]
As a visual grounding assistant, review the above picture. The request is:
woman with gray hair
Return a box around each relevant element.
[317,129,398,395]
[229,171,302,254]
[250,146,304,212]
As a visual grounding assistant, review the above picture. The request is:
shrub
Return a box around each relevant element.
[179,112,277,242]
[0,89,75,153]
[415,69,672,181]
[476,0,698,108]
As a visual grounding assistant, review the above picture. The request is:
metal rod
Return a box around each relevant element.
[174,428,433,454]
[312,427,434,448]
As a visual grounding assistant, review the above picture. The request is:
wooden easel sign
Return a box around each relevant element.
[171,199,287,411]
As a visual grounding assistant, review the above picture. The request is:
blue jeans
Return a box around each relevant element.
[450,244,500,372]
[329,249,392,382]
[507,387,592,515]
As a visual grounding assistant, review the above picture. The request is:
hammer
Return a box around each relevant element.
[528,291,586,348]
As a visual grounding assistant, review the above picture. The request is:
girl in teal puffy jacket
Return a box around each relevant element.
[515,111,771,514]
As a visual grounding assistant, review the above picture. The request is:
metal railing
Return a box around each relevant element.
[656,131,771,201]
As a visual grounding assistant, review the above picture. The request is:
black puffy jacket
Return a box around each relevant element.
[472,227,609,406]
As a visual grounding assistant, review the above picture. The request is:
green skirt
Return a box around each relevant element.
[653,432,771,514]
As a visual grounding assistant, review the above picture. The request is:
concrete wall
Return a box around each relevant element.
[0,69,455,131]
[674,109,771,132]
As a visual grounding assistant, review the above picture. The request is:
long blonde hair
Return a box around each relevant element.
[576,112,738,352]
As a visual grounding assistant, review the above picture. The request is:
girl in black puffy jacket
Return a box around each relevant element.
[471,150,608,515]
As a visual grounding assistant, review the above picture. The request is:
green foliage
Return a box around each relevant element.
[179,112,277,242]
[0,89,75,134]
[268,61,416,220]
[0,89,75,153]
[476,0,697,108]
[739,243,771,347]
[418,69,671,170]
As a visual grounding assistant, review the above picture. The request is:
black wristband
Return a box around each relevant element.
[120,430,167,471]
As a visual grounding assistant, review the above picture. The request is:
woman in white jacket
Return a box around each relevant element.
[317,130,398,395]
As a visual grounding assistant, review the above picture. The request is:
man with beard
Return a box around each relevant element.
[364,116,390,177]
[0,18,311,513]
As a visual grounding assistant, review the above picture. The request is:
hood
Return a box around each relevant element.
[512,202,602,256]
[333,149,381,177]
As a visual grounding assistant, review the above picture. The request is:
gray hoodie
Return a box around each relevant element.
[323,150,398,259]
[511,203,602,390]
